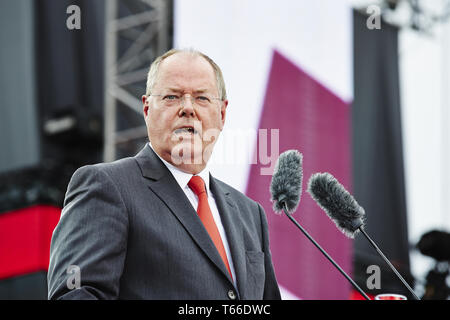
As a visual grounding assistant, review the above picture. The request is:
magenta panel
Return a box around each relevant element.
[246,50,353,299]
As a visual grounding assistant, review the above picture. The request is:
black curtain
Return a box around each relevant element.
[0,1,106,299]
[35,0,105,168]
[352,10,414,298]
[0,0,106,213]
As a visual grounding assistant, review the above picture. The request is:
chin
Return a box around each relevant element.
[170,141,204,166]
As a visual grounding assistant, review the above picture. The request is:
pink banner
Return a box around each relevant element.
[246,50,353,299]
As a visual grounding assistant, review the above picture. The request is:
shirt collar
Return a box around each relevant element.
[148,142,211,194]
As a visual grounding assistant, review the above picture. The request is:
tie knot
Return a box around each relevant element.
[188,175,206,196]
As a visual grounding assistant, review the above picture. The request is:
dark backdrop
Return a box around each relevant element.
[352,10,413,298]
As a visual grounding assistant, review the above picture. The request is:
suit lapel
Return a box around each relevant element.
[134,145,233,285]
[209,175,247,298]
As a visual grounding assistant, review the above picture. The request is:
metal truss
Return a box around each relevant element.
[103,0,172,162]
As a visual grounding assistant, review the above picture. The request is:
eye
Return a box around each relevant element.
[163,95,180,100]
[196,96,211,102]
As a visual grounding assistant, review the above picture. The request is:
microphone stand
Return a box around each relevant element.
[282,203,371,300]
[358,227,420,300]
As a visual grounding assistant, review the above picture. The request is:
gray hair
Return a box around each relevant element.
[145,48,227,100]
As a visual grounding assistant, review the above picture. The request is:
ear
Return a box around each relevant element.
[142,95,149,117]
[219,100,228,129]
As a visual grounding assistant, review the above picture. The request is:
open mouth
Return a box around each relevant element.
[174,127,199,135]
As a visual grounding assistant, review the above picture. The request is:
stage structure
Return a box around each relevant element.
[103,0,172,162]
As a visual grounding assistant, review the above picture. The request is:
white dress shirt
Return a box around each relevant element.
[147,143,237,285]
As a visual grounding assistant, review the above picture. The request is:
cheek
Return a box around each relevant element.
[147,107,172,127]
[146,111,173,141]
[199,112,224,144]
[201,108,223,128]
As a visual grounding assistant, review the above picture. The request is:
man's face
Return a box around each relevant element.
[142,53,227,174]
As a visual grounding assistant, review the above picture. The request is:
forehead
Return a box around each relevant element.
[155,53,217,91]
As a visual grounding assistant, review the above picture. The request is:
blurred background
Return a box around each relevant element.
[0,0,449,300]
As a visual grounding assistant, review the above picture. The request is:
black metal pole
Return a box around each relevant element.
[358,228,420,300]
[283,204,371,300]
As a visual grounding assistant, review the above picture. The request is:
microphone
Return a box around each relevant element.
[270,150,303,214]
[270,151,371,300]
[307,172,420,300]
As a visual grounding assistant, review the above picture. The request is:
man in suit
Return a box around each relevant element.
[47,48,281,300]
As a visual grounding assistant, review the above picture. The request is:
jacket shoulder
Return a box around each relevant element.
[72,156,138,180]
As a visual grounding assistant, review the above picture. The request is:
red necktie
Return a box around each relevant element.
[188,175,233,280]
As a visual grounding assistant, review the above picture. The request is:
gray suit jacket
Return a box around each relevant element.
[47,144,281,300]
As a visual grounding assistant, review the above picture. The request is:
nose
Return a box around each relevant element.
[178,95,195,117]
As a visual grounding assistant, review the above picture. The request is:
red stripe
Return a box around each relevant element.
[0,205,61,280]
[349,289,375,300]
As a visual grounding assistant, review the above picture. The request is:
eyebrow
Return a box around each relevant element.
[165,88,210,94]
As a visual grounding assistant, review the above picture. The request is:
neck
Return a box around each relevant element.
[166,160,207,175]
[150,144,209,175]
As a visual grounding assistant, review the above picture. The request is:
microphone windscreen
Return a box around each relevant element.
[270,150,303,214]
[307,172,365,238]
